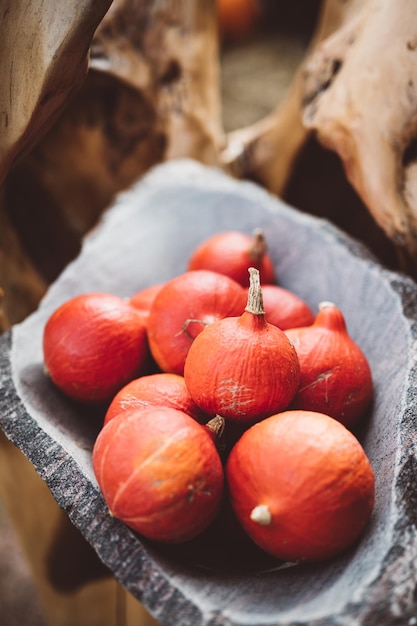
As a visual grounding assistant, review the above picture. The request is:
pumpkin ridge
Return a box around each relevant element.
[110,424,198,514]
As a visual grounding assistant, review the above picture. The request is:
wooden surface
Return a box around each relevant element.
[1,160,417,624]
[0,431,159,626]
[0,0,112,185]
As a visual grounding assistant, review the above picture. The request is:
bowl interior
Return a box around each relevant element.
[6,160,415,625]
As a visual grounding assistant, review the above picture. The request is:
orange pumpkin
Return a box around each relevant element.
[43,292,149,404]
[261,284,314,330]
[187,229,275,287]
[285,301,373,429]
[226,409,375,562]
[184,268,299,424]
[217,0,261,41]
[104,372,210,425]
[93,406,224,543]
[147,269,246,375]
[129,283,164,327]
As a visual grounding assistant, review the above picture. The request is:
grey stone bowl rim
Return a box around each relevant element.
[1,159,417,626]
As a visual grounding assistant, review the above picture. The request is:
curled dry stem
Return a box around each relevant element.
[178,318,210,341]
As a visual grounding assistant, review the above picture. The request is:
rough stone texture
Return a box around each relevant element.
[1,159,417,625]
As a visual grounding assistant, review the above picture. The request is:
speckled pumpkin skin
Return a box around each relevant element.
[93,406,224,543]
[187,230,275,287]
[285,303,373,429]
[184,311,300,424]
[226,410,375,563]
[104,372,210,425]
[43,292,149,404]
[147,270,247,375]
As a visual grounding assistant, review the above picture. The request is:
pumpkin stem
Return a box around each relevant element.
[249,228,267,263]
[245,267,265,315]
[250,504,272,526]
[205,414,225,439]
[204,415,227,458]
[318,301,336,310]
[316,301,347,333]
[179,318,210,341]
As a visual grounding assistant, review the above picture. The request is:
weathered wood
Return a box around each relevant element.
[222,0,417,274]
[0,0,113,185]
[0,430,161,626]
[0,430,159,626]
[3,0,224,290]
[0,0,113,329]
[0,191,46,326]
[0,288,10,333]
[221,0,355,193]
[302,0,417,274]
[1,160,417,625]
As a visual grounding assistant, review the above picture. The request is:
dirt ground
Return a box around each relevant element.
[0,488,47,626]
[221,29,306,132]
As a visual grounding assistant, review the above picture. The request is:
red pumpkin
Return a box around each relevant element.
[43,292,149,404]
[218,0,261,41]
[104,372,210,425]
[261,284,315,330]
[147,269,247,375]
[129,283,164,327]
[187,229,276,287]
[184,268,299,424]
[93,406,224,543]
[226,410,375,562]
[285,301,373,429]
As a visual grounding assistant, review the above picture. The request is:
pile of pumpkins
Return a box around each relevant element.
[42,229,375,564]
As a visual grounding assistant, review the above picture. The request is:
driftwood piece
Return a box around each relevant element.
[221,0,417,274]
[4,0,417,303]
[1,160,417,625]
[220,0,359,193]
[3,0,224,289]
[302,0,417,273]
[0,0,113,327]
[0,0,113,186]
[0,191,46,327]
[90,0,224,164]
[0,430,157,626]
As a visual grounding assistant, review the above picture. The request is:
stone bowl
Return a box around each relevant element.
[1,159,417,626]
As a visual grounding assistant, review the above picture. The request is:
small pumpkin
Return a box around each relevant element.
[43,292,149,404]
[104,372,210,425]
[217,0,261,41]
[184,268,300,424]
[129,283,164,327]
[147,269,247,375]
[93,406,224,543]
[226,409,375,562]
[285,301,373,429]
[187,229,276,287]
[261,284,315,330]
